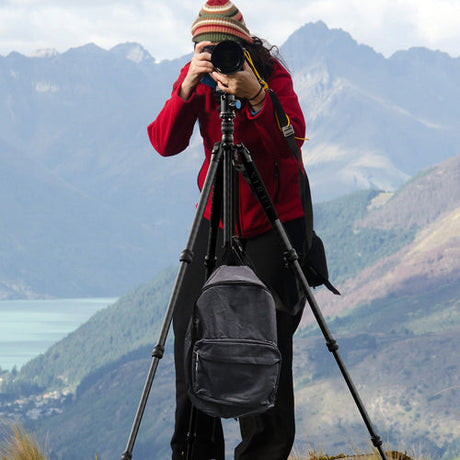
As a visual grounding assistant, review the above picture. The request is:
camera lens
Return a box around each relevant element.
[211,41,245,75]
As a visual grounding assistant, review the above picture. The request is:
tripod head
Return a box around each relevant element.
[217,90,240,146]
[217,90,240,112]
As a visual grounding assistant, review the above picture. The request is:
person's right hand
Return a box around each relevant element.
[180,41,215,101]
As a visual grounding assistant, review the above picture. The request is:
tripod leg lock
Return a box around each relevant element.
[121,452,133,460]
[152,345,165,359]
[283,248,299,263]
[180,249,194,264]
[372,435,383,448]
[326,339,339,352]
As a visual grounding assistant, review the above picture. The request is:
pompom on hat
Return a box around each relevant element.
[191,0,253,44]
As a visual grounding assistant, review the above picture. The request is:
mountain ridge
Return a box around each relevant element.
[283,23,459,198]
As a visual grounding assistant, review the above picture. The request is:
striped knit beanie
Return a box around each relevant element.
[191,0,253,44]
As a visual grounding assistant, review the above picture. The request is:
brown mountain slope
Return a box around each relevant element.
[293,156,459,454]
[358,152,460,230]
[302,206,459,327]
[301,154,460,327]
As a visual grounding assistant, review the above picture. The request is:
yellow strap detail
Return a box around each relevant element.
[274,109,285,130]
[245,49,309,141]
[274,110,309,141]
[244,50,269,90]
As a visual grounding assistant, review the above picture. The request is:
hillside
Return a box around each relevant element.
[13,267,177,390]
[1,22,459,298]
[293,156,459,456]
[1,154,458,459]
[308,153,460,324]
[312,189,417,284]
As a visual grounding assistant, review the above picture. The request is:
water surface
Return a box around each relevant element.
[0,298,117,371]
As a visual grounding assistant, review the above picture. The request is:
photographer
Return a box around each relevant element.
[148,1,308,458]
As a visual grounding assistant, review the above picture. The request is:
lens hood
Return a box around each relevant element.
[211,41,245,75]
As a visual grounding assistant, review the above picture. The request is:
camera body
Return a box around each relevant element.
[202,40,246,75]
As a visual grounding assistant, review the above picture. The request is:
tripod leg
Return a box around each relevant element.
[121,144,224,460]
[236,144,388,460]
[186,160,224,460]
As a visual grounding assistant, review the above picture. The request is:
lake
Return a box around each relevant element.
[0,297,117,371]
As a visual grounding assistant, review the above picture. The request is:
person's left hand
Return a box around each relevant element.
[211,61,262,100]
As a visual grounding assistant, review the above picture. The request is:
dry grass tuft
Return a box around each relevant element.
[289,447,423,460]
[0,423,48,460]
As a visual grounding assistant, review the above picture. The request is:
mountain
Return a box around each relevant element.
[2,154,458,459]
[282,21,460,200]
[0,138,167,298]
[0,44,199,298]
[0,23,459,299]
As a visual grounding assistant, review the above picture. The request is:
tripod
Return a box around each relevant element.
[121,91,388,460]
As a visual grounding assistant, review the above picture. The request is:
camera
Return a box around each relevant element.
[202,40,246,75]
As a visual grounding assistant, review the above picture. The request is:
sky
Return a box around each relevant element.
[0,0,459,60]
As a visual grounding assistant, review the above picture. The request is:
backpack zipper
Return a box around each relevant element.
[201,280,271,294]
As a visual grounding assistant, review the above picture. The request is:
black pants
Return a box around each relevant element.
[171,217,305,459]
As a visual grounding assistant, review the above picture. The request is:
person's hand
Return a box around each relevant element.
[180,41,215,101]
[211,61,266,110]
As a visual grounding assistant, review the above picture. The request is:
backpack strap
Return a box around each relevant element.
[267,89,314,245]
[268,90,340,296]
[268,89,304,162]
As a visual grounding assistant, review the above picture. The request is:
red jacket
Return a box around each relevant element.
[148,59,307,239]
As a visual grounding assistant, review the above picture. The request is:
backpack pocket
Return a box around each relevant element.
[191,338,281,418]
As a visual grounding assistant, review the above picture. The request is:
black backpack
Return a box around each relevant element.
[184,264,282,419]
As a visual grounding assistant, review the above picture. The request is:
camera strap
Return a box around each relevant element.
[244,50,269,91]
